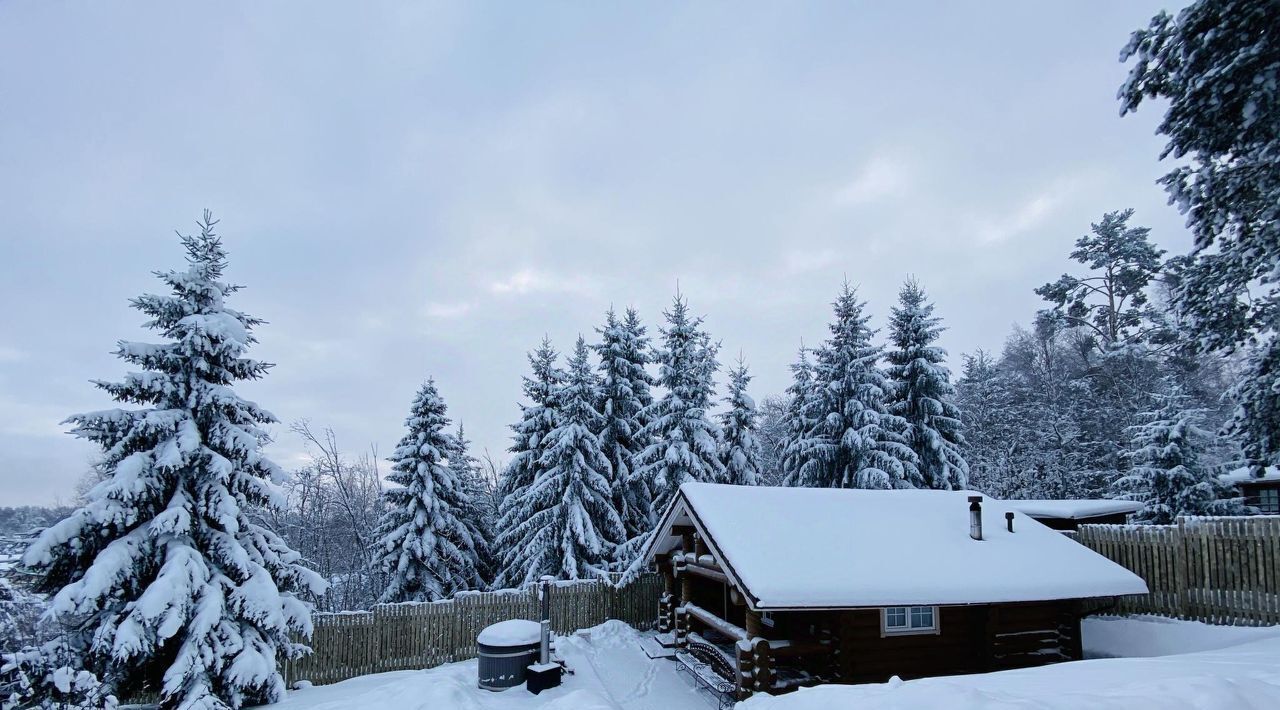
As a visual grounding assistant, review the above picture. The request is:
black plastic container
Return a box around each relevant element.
[477,620,541,691]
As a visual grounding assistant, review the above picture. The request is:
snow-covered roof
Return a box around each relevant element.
[646,483,1148,610]
[1003,499,1142,520]
[1220,467,1280,484]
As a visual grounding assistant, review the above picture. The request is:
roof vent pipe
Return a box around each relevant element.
[968,496,983,541]
[1006,512,1015,533]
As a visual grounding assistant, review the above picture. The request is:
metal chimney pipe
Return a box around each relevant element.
[968,496,983,540]
[538,575,553,665]
[1005,512,1015,532]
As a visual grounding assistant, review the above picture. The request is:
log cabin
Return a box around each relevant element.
[641,483,1149,702]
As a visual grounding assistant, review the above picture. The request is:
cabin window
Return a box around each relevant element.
[881,606,937,635]
[1257,488,1280,515]
[760,611,775,628]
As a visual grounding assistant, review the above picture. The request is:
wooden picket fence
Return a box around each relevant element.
[283,573,663,686]
[1076,516,1280,626]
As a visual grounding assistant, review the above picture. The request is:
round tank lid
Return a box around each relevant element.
[478,619,542,646]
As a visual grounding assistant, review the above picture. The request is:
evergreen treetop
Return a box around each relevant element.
[780,344,816,481]
[593,307,657,539]
[500,337,624,583]
[493,338,563,588]
[635,294,724,509]
[447,423,496,586]
[791,283,919,489]
[886,278,968,490]
[374,380,483,602]
[718,357,763,487]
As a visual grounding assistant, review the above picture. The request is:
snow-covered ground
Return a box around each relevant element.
[744,617,1280,710]
[267,620,714,710]
[1082,614,1280,658]
[265,616,1280,710]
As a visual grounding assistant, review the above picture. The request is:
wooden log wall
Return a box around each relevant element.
[283,573,663,686]
[1075,516,1280,626]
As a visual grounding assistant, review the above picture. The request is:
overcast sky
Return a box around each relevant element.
[0,1,1190,506]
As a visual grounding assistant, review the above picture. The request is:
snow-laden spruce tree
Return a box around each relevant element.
[14,213,325,709]
[885,279,968,490]
[790,283,919,489]
[493,339,563,588]
[447,423,496,587]
[1113,386,1247,524]
[1120,0,1280,475]
[593,308,657,540]
[634,294,724,511]
[718,358,762,486]
[499,338,624,583]
[779,344,817,483]
[373,381,484,603]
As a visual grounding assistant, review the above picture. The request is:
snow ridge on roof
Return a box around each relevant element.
[1003,499,1142,520]
[671,483,1148,609]
[1221,466,1280,484]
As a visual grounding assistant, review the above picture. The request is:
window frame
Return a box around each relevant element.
[880,605,940,637]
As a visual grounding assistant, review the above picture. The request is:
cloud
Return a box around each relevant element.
[0,394,70,438]
[971,171,1093,245]
[831,156,910,206]
[0,346,25,363]
[783,249,840,275]
[421,301,475,319]
[487,268,598,297]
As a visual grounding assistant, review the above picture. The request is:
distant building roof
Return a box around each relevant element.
[1221,467,1280,484]
[1003,499,1142,520]
[645,483,1148,610]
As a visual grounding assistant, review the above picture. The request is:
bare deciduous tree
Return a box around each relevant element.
[277,421,387,611]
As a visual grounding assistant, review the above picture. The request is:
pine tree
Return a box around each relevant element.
[447,423,496,588]
[15,213,325,709]
[1120,0,1280,474]
[885,279,968,490]
[634,294,724,510]
[1113,386,1247,524]
[593,308,657,540]
[1035,209,1165,352]
[372,381,483,604]
[791,283,919,489]
[499,338,624,583]
[492,339,562,588]
[718,358,763,486]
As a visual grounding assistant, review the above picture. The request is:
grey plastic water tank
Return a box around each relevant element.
[476,619,541,691]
